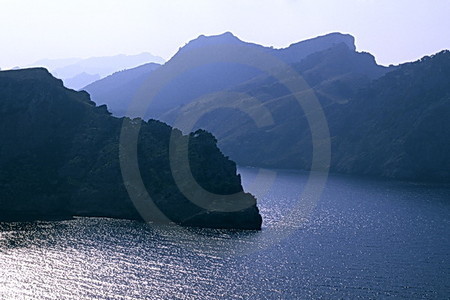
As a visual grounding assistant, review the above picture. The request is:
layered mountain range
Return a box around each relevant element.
[84,32,449,182]
[85,32,379,117]
[29,53,165,90]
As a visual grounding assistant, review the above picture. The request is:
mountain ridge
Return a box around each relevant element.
[85,32,371,118]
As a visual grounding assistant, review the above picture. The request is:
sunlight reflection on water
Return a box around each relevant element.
[0,167,449,299]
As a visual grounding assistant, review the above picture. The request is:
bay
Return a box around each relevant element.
[0,167,449,299]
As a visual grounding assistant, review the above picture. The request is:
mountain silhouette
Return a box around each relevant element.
[85,32,368,118]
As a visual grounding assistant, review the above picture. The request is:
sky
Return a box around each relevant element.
[1,0,449,68]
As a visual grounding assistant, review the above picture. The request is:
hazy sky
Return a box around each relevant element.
[1,0,449,68]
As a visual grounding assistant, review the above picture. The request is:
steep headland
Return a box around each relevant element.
[0,68,262,229]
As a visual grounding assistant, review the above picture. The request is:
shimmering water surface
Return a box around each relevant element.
[1,167,449,299]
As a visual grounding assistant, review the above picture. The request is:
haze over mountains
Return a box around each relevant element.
[85,32,450,182]
[83,63,161,110]
[85,32,368,117]
[29,53,165,90]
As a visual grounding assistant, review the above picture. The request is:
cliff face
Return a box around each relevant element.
[0,68,262,229]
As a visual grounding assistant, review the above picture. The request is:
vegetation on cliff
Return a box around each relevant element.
[0,68,262,229]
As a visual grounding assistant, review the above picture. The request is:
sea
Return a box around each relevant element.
[1,167,449,299]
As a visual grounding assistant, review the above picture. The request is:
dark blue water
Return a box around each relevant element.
[1,167,449,299]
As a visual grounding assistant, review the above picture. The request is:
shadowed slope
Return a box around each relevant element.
[0,68,262,229]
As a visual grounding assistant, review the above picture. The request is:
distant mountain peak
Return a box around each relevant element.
[180,32,245,54]
[274,32,357,64]
[197,31,241,42]
[176,31,358,65]
[288,32,356,52]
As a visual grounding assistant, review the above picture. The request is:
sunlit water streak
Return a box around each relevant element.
[1,167,449,299]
